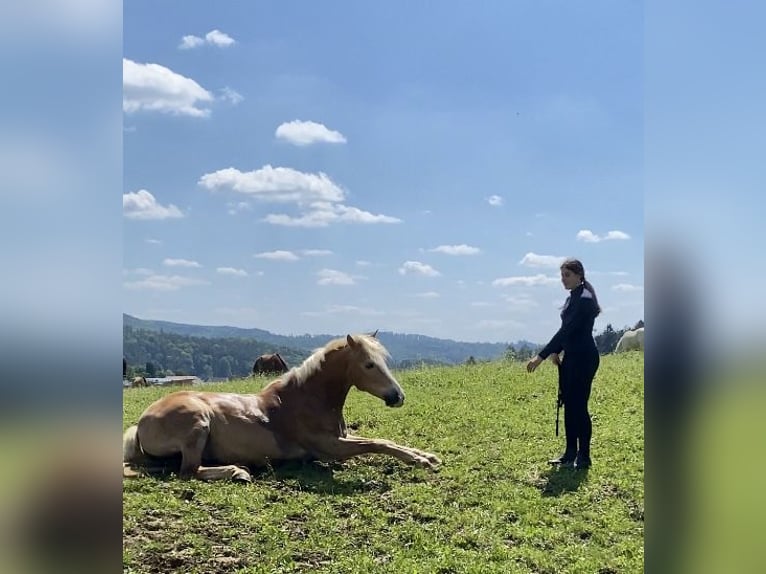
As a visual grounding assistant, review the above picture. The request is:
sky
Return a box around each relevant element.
[123,1,643,344]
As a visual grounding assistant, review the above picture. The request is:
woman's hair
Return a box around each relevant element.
[561,258,601,316]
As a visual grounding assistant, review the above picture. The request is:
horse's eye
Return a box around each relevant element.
[364,362,375,369]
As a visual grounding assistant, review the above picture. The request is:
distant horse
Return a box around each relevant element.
[123,333,441,482]
[615,327,644,353]
[252,352,289,375]
[131,376,149,388]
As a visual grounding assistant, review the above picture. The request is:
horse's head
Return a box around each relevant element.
[345,334,404,407]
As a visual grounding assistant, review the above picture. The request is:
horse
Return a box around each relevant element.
[615,327,644,353]
[252,352,289,375]
[123,333,441,482]
[131,376,149,388]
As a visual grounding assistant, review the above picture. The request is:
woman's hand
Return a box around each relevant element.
[526,355,543,373]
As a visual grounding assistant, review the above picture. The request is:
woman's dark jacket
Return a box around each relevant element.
[538,284,599,360]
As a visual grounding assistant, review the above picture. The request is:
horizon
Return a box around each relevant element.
[123,2,643,344]
[123,312,545,347]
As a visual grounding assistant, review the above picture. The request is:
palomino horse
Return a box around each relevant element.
[123,333,441,482]
[252,352,289,375]
[131,376,149,388]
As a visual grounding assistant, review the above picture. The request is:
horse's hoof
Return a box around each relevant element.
[231,468,252,482]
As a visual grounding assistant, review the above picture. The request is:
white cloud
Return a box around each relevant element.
[199,165,345,203]
[179,35,204,49]
[300,249,333,256]
[576,229,631,243]
[254,250,299,261]
[275,120,347,146]
[470,301,493,307]
[217,267,248,277]
[487,195,503,207]
[163,258,201,268]
[201,166,400,228]
[123,58,214,117]
[179,29,236,49]
[519,252,566,268]
[398,261,441,277]
[123,274,208,291]
[123,189,184,220]
[428,244,481,256]
[356,260,371,267]
[205,29,236,47]
[219,87,243,105]
[492,274,559,287]
[612,283,644,292]
[317,269,355,286]
[145,238,162,245]
[263,202,401,227]
[414,291,440,298]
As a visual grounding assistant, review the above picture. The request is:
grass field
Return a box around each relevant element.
[123,353,644,573]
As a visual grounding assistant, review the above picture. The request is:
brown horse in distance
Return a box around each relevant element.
[252,352,289,375]
[123,333,441,482]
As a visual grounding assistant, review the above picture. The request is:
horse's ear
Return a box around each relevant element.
[371,329,379,338]
[347,334,358,348]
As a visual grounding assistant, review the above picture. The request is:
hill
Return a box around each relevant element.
[123,314,518,371]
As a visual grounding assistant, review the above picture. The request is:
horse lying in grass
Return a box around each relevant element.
[123,333,441,482]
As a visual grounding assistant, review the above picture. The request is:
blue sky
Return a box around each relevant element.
[123,1,643,344]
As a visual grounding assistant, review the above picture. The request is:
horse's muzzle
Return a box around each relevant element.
[384,390,405,407]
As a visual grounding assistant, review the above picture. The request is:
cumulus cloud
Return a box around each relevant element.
[123,58,214,117]
[179,29,236,49]
[492,274,559,287]
[300,249,333,256]
[428,244,481,256]
[123,274,208,291]
[201,165,400,227]
[612,283,644,292]
[263,202,401,227]
[519,252,566,268]
[275,120,347,146]
[487,195,503,207]
[317,269,355,286]
[123,189,184,220]
[254,250,299,261]
[217,267,248,277]
[398,261,441,277]
[163,258,201,268]
[576,229,631,243]
[199,165,345,203]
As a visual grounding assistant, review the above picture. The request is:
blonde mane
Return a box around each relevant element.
[289,333,390,385]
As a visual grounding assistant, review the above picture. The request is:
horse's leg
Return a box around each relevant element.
[194,465,252,482]
[177,425,210,478]
[312,436,441,470]
[345,432,441,466]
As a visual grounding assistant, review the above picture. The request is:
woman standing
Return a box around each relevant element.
[526,258,601,469]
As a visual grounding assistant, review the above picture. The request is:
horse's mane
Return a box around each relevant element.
[289,333,390,386]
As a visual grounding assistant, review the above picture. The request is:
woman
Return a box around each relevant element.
[526,258,601,469]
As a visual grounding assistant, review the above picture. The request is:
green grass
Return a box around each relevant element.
[123,353,644,573]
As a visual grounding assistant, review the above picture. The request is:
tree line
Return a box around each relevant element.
[123,326,309,380]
